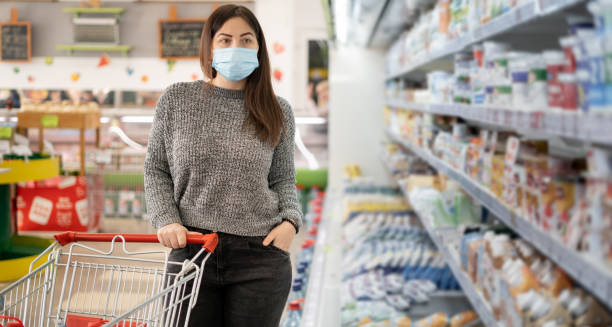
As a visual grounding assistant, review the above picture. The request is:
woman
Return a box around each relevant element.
[144,4,302,326]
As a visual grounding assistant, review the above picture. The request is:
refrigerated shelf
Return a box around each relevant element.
[386,0,586,81]
[386,130,612,310]
[386,98,612,145]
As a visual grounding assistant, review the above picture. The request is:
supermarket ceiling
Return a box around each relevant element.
[327,0,430,48]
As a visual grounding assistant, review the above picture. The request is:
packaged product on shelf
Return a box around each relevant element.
[509,55,531,110]
[453,53,473,104]
[428,71,454,104]
[526,54,550,111]
[339,187,473,326]
[543,50,569,111]
[558,73,579,112]
[449,310,478,327]
[414,312,448,327]
[561,289,612,326]
[566,15,594,35]
[583,34,606,112]
[573,29,596,112]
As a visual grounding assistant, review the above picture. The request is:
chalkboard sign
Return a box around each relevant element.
[158,19,205,60]
[0,23,31,62]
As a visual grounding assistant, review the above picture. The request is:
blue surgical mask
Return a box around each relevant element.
[212,47,259,82]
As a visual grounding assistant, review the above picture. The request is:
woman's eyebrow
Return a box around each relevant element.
[217,33,233,38]
[240,32,255,37]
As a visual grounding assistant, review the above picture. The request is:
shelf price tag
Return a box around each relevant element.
[41,115,59,128]
[0,127,12,139]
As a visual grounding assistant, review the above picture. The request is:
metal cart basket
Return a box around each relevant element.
[0,232,218,327]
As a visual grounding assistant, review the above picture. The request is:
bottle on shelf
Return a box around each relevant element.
[281,301,302,327]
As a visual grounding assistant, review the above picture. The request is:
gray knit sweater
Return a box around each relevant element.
[144,81,303,236]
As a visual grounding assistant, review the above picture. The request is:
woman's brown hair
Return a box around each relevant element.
[200,5,284,145]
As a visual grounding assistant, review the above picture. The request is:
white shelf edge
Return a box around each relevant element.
[386,0,585,81]
[386,130,612,310]
[385,98,612,145]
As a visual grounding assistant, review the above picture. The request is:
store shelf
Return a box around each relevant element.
[62,7,125,20]
[417,212,497,326]
[386,0,585,81]
[56,44,132,56]
[17,111,101,130]
[0,157,59,184]
[386,98,612,145]
[381,159,497,325]
[386,130,612,310]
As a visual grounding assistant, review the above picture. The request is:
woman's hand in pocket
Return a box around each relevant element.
[262,221,296,252]
[157,222,203,248]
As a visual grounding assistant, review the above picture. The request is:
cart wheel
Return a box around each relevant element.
[0,316,24,327]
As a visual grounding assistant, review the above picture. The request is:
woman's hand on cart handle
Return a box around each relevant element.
[157,223,203,249]
[53,230,218,252]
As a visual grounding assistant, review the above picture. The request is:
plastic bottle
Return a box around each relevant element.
[280,301,301,327]
[296,264,308,287]
[288,284,303,303]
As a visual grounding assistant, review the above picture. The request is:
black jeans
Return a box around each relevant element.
[165,226,292,327]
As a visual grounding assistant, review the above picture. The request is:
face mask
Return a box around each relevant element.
[212,47,259,82]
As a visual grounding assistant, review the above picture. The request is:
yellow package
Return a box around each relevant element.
[449,311,478,327]
[396,317,412,327]
[414,312,449,327]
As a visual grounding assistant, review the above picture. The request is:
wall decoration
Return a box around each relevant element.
[27,76,34,83]
[13,67,19,74]
[97,53,110,68]
[71,73,80,82]
[141,75,149,83]
[158,5,206,60]
[0,8,31,62]
[45,57,53,66]
[191,73,199,81]
[273,42,285,55]
[126,66,134,76]
[167,60,176,72]
[273,68,283,82]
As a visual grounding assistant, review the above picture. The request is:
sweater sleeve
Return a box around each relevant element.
[268,97,304,229]
[144,86,182,229]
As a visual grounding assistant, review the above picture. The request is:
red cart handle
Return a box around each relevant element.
[0,316,24,327]
[54,232,219,253]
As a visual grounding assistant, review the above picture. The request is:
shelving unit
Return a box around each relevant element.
[386,130,612,310]
[381,155,496,324]
[56,44,132,56]
[386,0,585,81]
[57,7,131,56]
[386,99,612,145]
[62,7,126,20]
[17,111,101,175]
[389,172,498,325]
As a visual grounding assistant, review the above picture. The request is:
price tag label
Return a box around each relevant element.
[41,115,59,128]
[0,127,12,139]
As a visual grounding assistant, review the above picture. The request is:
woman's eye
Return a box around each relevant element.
[244,39,251,44]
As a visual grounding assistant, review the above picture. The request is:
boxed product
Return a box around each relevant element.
[17,176,100,232]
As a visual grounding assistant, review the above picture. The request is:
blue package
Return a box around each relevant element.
[460,233,483,271]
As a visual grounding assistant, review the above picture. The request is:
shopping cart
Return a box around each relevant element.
[0,231,218,327]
